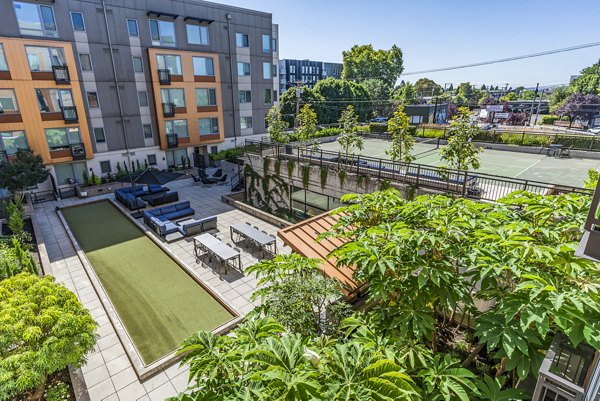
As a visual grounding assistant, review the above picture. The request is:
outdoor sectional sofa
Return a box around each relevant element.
[146,191,179,206]
[143,201,195,237]
[115,185,169,210]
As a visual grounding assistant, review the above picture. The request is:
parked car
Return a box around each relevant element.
[370,117,388,123]
[479,123,497,130]
[588,127,600,135]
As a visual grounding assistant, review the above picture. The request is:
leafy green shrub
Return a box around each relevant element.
[541,115,559,125]
[585,169,599,189]
[317,127,342,137]
[421,128,445,138]
[368,122,388,133]
[4,195,25,235]
[44,381,70,401]
[209,147,244,163]
[88,170,101,186]
[0,237,38,281]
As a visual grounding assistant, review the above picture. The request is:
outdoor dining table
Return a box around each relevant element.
[230,223,278,254]
[193,233,241,273]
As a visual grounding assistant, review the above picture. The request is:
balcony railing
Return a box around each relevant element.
[166,134,178,148]
[52,65,70,84]
[61,106,78,123]
[158,69,171,85]
[69,143,86,160]
[162,102,175,118]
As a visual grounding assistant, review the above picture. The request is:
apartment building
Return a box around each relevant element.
[278,58,342,94]
[0,0,278,192]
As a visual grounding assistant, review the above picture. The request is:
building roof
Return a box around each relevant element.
[277,212,360,293]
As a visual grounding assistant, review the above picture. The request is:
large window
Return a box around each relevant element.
[236,33,249,48]
[0,131,27,155]
[160,88,185,107]
[132,56,144,73]
[100,161,111,174]
[262,34,270,53]
[237,62,250,76]
[127,18,139,37]
[70,11,85,32]
[13,2,57,38]
[272,38,277,52]
[239,90,251,103]
[156,54,181,75]
[0,45,7,71]
[187,24,209,45]
[45,127,82,150]
[196,88,216,107]
[26,46,65,71]
[262,62,271,79]
[0,89,19,113]
[192,57,214,76]
[264,89,272,104]
[143,124,153,139]
[165,119,188,138]
[199,118,219,135]
[54,162,86,185]
[87,92,99,108]
[149,19,176,47]
[93,127,105,144]
[137,91,148,107]
[35,88,73,113]
[79,53,92,71]
[240,116,252,129]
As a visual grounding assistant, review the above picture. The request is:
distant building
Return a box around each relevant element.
[570,75,581,83]
[404,104,448,125]
[278,59,342,94]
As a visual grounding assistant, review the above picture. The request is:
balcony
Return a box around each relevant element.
[158,69,171,85]
[52,65,70,84]
[162,102,175,118]
[166,134,178,148]
[61,106,78,123]
[69,143,86,160]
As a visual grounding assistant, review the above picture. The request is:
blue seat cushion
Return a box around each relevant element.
[176,201,190,211]
[160,205,177,215]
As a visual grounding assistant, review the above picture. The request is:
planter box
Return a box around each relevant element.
[76,182,130,198]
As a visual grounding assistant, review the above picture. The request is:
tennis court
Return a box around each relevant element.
[319,138,599,187]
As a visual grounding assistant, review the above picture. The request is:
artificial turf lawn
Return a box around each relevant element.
[62,201,234,364]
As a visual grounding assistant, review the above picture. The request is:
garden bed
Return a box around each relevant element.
[13,369,75,401]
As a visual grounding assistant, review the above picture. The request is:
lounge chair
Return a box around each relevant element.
[190,174,202,185]
[198,170,218,185]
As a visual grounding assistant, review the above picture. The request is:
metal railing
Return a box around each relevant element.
[244,139,592,202]
[158,69,171,85]
[162,102,175,117]
[69,143,86,160]
[31,190,57,204]
[166,134,178,148]
[52,65,70,84]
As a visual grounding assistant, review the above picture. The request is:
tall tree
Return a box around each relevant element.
[414,78,443,97]
[394,82,418,105]
[313,78,371,123]
[342,44,404,88]
[361,78,395,117]
[336,105,364,157]
[439,107,482,171]
[0,149,49,194]
[296,104,318,148]
[549,86,569,112]
[279,85,324,126]
[518,89,536,100]
[556,93,600,127]
[265,106,289,144]
[386,105,414,162]
[568,59,600,96]
[0,274,97,400]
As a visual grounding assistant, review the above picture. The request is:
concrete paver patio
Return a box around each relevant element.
[32,178,289,400]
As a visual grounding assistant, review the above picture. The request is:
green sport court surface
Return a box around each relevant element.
[62,201,234,364]
[319,138,600,187]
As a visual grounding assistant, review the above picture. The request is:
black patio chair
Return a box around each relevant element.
[198,169,218,185]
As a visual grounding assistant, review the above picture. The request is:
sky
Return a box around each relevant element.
[215,0,600,88]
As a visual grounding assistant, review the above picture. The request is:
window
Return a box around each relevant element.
[156,54,181,75]
[36,89,73,113]
[79,53,92,71]
[165,119,188,138]
[87,92,99,108]
[13,2,57,38]
[132,56,144,73]
[70,11,85,32]
[196,88,216,107]
[211,146,217,154]
[199,118,219,135]
[237,62,250,76]
[147,154,157,165]
[192,57,214,76]
[240,116,252,129]
[272,38,277,52]
[25,46,65,71]
[236,33,249,48]
[186,24,209,45]
[127,18,139,37]
[137,91,148,107]
[160,88,185,107]
[0,89,19,113]
[238,90,251,103]
[0,131,28,155]
[93,127,105,143]
[264,89,271,104]
[263,62,271,79]
[45,127,82,150]
[0,45,7,71]
[149,19,176,47]
[54,162,86,185]
[100,160,111,174]
[273,90,278,102]
[262,34,270,53]
[410,115,422,124]
[273,64,277,77]
[143,124,153,139]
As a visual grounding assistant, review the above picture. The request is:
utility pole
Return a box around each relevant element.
[528,83,539,126]
[533,89,546,126]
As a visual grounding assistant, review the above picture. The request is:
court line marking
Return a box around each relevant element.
[514,159,544,178]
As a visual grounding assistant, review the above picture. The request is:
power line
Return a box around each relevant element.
[401,41,600,76]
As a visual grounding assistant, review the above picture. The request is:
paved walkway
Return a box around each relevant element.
[33,179,289,401]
